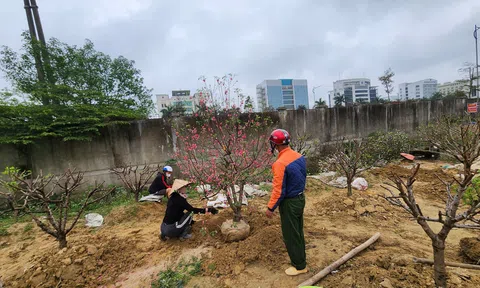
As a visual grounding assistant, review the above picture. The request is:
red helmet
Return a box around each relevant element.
[269,129,290,153]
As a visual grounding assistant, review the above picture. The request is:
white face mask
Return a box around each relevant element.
[166,173,172,178]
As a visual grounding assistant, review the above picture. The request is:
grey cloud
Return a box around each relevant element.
[1,0,479,107]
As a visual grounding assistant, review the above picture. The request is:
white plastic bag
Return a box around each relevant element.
[85,213,104,227]
[352,178,368,191]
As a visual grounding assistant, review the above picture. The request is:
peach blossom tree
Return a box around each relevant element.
[175,75,274,222]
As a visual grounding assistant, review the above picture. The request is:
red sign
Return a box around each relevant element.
[467,103,478,113]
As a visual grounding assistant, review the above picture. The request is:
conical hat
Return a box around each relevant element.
[172,179,192,191]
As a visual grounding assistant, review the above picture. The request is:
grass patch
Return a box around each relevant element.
[0,186,136,233]
[0,214,31,235]
[0,226,9,237]
[185,186,200,200]
[69,186,137,217]
[258,183,272,192]
[23,223,33,233]
[151,257,202,288]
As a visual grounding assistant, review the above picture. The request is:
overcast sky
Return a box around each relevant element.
[1,0,479,108]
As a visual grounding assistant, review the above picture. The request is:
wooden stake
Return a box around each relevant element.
[413,257,480,270]
[298,232,381,287]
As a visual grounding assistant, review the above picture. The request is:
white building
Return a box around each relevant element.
[438,81,470,96]
[398,79,438,101]
[156,90,200,117]
[328,78,377,107]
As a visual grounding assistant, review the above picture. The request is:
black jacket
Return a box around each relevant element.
[162,192,206,225]
[148,173,172,194]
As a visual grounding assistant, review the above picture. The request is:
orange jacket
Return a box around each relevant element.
[267,147,307,211]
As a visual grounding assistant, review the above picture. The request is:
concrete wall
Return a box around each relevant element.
[0,119,175,185]
[277,98,465,143]
[0,98,468,186]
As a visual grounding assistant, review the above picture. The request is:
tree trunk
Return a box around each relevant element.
[432,239,447,288]
[233,204,242,222]
[58,233,67,249]
[347,183,353,197]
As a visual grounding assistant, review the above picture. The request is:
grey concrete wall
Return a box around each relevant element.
[0,98,467,186]
[277,98,465,143]
[6,119,175,186]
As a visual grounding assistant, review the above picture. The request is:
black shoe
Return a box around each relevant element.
[160,234,169,241]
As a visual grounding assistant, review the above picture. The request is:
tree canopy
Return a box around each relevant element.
[0,32,154,144]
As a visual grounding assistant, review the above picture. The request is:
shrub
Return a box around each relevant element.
[365,131,415,163]
[461,177,480,205]
[151,257,202,288]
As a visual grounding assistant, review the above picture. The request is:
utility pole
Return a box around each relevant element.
[24,0,45,86]
[474,25,479,103]
[312,85,322,108]
[30,0,47,46]
[23,0,50,104]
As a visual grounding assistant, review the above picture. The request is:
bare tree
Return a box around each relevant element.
[382,116,480,288]
[320,139,371,196]
[1,169,113,248]
[379,68,395,101]
[290,132,315,157]
[110,164,159,201]
[0,168,30,218]
[458,62,479,98]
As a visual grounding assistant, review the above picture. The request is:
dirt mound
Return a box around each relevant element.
[105,202,164,225]
[191,204,286,277]
[5,232,146,287]
[460,237,480,264]
[371,164,455,200]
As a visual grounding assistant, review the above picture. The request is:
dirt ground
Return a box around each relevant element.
[1,160,480,288]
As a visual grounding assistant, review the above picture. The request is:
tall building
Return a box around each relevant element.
[438,80,470,96]
[328,78,376,107]
[398,79,438,100]
[156,90,199,117]
[256,79,308,111]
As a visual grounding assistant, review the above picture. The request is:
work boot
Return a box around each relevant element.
[181,234,192,240]
[285,266,308,276]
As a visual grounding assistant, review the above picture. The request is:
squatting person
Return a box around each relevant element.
[161,179,218,240]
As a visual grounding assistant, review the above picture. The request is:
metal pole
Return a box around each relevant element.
[30,0,47,46]
[312,85,322,108]
[23,0,37,40]
[475,25,479,103]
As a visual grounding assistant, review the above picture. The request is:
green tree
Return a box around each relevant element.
[297,104,307,110]
[0,33,154,144]
[334,93,345,107]
[444,90,467,99]
[379,68,395,101]
[430,92,444,100]
[172,102,186,116]
[161,105,175,118]
[314,99,326,109]
[244,95,254,111]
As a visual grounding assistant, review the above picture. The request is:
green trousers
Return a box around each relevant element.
[279,193,306,270]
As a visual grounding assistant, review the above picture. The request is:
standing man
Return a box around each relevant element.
[266,129,307,276]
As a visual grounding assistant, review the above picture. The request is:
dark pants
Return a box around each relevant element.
[161,213,193,238]
[279,193,306,270]
[152,189,167,197]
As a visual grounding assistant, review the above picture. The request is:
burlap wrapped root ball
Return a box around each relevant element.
[220,219,250,242]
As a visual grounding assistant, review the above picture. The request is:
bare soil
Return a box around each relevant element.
[1,160,480,287]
